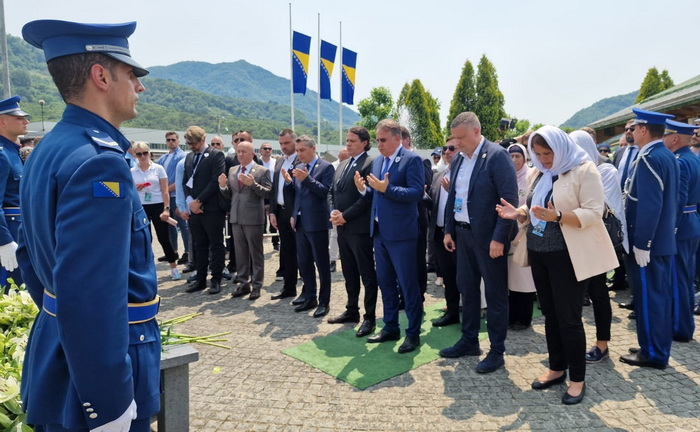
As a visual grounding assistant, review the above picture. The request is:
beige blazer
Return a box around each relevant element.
[516,161,618,281]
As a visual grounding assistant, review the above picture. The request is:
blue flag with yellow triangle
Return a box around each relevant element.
[292,31,312,95]
[319,40,337,100]
[342,48,357,105]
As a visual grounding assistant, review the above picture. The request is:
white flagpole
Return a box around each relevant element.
[338,21,343,146]
[317,13,322,151]
[289,3,295,130]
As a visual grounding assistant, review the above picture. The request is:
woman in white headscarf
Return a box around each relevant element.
[570,130,627,364]
[506,143,537,330]
[496,125,617,405]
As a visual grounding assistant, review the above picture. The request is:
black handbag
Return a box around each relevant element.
[603,204,623,249]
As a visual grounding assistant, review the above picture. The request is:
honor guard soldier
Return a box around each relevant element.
[663,119,700,342]
[19,20,160,431]
[0,96,30,289]
[620,108,679,370]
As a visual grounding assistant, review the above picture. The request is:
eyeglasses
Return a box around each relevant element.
[233,138,245,143]
[694,132,700,137]
[443,145,456,151]
[375,138,389,144]
[211,142,223,146]
[261,147,272,151]
[625,127,635,133]
[135,151,149,157]
[166,138,177,142]
[599,149,610,154]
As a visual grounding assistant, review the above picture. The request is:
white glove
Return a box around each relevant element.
[633,246,651,267]
[0,241,18,272]
[90,399,137,432]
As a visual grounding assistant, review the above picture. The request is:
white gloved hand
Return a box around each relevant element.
[633,246,651,267]
[90,399,137,432]
[0,241,18,272]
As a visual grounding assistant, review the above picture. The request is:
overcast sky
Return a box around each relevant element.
[7,0,698,127]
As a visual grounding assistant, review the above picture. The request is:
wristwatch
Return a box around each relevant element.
[164,206,170,210]
[555,211,562,223]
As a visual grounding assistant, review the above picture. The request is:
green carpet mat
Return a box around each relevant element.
[283,303,477,390]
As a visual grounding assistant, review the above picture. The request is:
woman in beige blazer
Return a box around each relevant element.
[497,126,617,406]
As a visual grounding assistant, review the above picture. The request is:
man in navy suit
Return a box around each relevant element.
[286,135,335,317]
[620,108,679,369]
[440,112,518,374]
[354,119,424,354]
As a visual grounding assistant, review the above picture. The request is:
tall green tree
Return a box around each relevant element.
[397,79,443,149]
[357,86,394,134]
[474,55,506,141]
[445,60,477,134]
[635,67,674,103]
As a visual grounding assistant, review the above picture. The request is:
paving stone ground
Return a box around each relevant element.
[152,240,700,431]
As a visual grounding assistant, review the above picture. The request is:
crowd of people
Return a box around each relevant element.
[2,17,699,431]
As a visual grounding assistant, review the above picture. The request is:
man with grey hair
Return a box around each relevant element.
[283,135,335,317]
[441,112,518,373]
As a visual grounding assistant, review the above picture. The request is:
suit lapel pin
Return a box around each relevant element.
[395,156,401,163]
[481,153,486,159]
[204,153,210,157]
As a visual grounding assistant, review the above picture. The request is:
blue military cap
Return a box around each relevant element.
[0,96,30,117]
[631,107,674,126]
[664,119,697,136]
[21,20,148,77]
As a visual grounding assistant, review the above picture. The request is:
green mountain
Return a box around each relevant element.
[560,91,638,129]
[2,34,357,140]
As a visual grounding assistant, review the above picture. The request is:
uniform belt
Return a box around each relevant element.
[455,221,471,230]
[683,205,697,213]
[3,207,19,216]
[42,290,160,324]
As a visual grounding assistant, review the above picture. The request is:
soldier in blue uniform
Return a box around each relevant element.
[620,108,679,369]
[19,20,160,431]
[663,119,700,342]
[0,96,29,289]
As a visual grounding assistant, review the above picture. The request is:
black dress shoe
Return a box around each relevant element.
[232,284,251,298]
[292,295,307,306]
[249,287,260,300]
[355,319,376,337]
[475,351,505,374]
[182,265,196,274]
[271,290,296,300]
[628,347,640,354]
[367,330,401,343]
[313,304,329,318]
[209,279,221,294]
[294,298,318,312]
[398,336,420,353]
[439,342,482,358]
[177,253,189,265]
[561,383,586,405]
[432,313,459,327]
[185,281,206,293]
[618,302,634,310]
[673,336,692,342]
[619,352,667,369]
[531,372,567,390]
[157,255,169,262]
[327,311,360,324]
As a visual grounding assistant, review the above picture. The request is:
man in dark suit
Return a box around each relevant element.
[428,139,460,326]
[440,112,518,374]
[218,140,271,300]
[269,129,300,300]
[285,135,335,317]
[181,125,226,294]
[328,126,378,337]
[612,119,636,296]
[354,119,424,354]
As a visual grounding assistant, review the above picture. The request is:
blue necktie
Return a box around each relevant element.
[620,146,637,188]
[380,157,390,177]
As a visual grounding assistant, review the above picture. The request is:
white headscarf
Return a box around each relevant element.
[507,143,530,206]
[528,125,588,225]
[568,130,598,164]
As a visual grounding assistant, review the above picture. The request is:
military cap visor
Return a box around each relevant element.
[664,119,697,136]
[22,20,148,77]
[0,96,30,118]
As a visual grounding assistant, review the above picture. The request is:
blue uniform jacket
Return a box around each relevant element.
[674,147,700,241]
[625,140,679,255]
[0,135,22,245]
[291,157,334,232]
[366,147,423,241]
[17,105,160,429]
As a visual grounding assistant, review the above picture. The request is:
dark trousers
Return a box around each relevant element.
[373,228,423,338]
[673,238,699,340]
[630,255,672,365]
[143,203,177,263]
[588,272,611,341]
[189,211,225,282]
[529,248,587,382]
[296,218,331,305]
[337,227,378,320]
[611,248,628,289]
[455,225,509,354]
[276,206,298,292]
[434,227,458,316]
[508,291,536,327]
